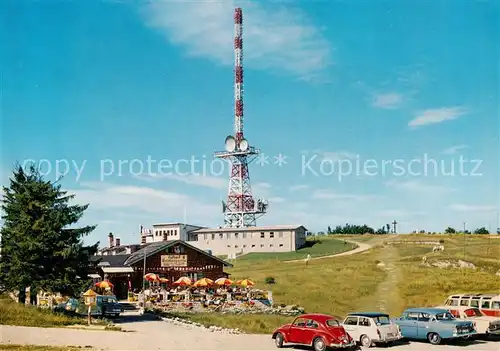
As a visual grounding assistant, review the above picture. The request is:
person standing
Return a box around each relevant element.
[305,254,311,266]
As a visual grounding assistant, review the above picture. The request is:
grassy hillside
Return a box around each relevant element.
[165,234,500,333]
[236,237,357,262]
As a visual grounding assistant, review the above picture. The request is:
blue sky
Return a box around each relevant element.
[1,0,499,246]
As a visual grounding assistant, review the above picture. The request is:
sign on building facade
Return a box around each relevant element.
[161,254,188,267]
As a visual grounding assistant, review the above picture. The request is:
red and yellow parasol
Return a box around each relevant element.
[173,276,192,286]
[144,273,159,282]
[159,277,169,283]
[214,278,233,286]
[193,278,213,287]
[236,279,255,287]
[95,280,113,289]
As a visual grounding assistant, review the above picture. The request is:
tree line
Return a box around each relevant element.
[0,164,98,304]
[314,224,498,235]
[321,223,394,235]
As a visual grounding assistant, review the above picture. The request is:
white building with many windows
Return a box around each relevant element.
[187,225,307,256]
[141,223,203,244]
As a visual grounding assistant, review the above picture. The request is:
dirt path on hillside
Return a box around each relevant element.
[284,241,372,263]
[372,245,405,315]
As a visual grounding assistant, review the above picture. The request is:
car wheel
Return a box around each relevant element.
[427,332,441,345]
[274,333,284,348]
[360,334,372,348]
[313,337,326,351]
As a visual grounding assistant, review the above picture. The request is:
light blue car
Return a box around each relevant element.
[394,308,476,345]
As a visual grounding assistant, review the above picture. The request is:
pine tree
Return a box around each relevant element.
[0,164,98,301]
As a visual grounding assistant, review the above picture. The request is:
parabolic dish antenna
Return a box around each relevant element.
[225,135,236,152]
[239,138,249,151]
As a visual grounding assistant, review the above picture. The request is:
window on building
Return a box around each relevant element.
[279,232,283,238]
[260,232,265,238]
[219,233,223,239]
[211,234,215,240]
[235,245,238,248]
[270,244,273,247]
[251,244,255,248]
[270,232,274,238]
[234,233,238,239]
[243,245,246,248]
[174,229,177,235]
[242,233,246,239]
[279,244,283,247]
[227,245,231,248]
[260,244,264,247]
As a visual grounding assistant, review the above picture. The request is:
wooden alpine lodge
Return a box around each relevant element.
[90,240,232,299]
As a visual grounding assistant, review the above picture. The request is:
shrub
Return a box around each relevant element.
[439,239,445,244]
[265,276,276,284]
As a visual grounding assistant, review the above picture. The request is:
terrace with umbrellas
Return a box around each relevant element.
[128,273,274,313]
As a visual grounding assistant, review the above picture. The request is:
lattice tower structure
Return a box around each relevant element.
[214,7,268,228]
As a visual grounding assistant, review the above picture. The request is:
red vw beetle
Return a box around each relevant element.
[272,313,356,351]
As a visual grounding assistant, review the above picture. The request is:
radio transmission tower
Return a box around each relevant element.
[214,8,268,228]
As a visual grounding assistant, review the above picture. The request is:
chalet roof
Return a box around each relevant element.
[193,225,307,234]
[124,240,232,267]
[91,255,131,267]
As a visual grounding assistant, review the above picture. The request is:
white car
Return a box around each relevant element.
[436,305,500,337]
[342,312,402,348]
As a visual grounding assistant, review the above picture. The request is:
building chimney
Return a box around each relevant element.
[108,233,114,247]
[115,237,121,247]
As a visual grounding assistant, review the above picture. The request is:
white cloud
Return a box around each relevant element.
[372,93,403,109]
[141,1,332,79]
[311,189,377,201]
[449,204,498,212]
[441,144,469,155]
[386,180,454,193]
[135,173,227,189]
[408,106,468,128]
[289,184,309,192]
[268,197,285,203]
[70,182,219,220]
[252,182,272,198]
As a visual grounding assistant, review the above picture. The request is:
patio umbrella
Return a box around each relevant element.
[236,279,255,287]
[214,278,233,286]
[159,278,169,283]
[95,280,113,289]
[144,273,159,282]
[193,278,213,287]
[173,276,192,286]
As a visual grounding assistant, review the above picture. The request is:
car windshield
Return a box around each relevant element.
[101,297,117,303]
[435,312,455,320]
[326,319,340,327]
[373,315,391,325]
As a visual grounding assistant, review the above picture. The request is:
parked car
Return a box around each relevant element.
[436,305,500,337]
[271,313,356,351]
[56,297,79,312]
[341,312,402,347]
[74,295,123,318]
[394,308,476,345]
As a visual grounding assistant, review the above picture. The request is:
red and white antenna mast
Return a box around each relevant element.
[215,7,268,228]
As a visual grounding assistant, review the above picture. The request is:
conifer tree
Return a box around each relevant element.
[0,164,98,302]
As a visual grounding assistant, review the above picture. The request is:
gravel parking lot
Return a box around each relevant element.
[1,313,499,351]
